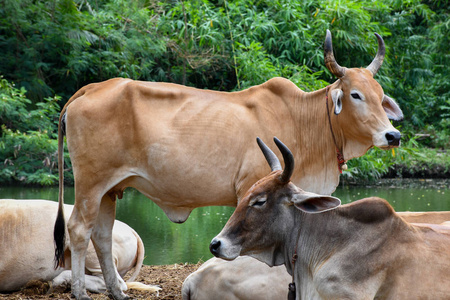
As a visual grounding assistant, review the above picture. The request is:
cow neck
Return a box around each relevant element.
[288,210,341,299]
[286,86,341,195]
[288,225,302,300]
[325,85,347,174]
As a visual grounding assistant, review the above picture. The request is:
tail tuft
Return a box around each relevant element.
[53,207,66,269]
[126,282,161,294]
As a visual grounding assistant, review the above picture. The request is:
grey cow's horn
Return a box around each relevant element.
[256,137,282,172]
[366,33,385,76]
[273,137,294,184]
[256,137,294,184]
[324,29,346,78]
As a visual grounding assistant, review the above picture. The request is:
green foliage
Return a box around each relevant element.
[1,128,58,185]
[341,132,421,182]
[0,76,70,185]
[377,0,450,140]
[235,41,278,89]
[342,133,450,183]
[0,0,167,101]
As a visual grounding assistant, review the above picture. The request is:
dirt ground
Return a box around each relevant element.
[0,264,201,300]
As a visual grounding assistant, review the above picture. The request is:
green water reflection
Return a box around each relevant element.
[0,179,448,265]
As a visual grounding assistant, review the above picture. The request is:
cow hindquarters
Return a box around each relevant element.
[91,194,129,300]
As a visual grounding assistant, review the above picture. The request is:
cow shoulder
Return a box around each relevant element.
[338,197,396,224]
[72,78,129,100]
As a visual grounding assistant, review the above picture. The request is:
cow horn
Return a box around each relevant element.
[273,137,294,184]
[257,137,282,172]
[366,33,385,76]
[324,29,346,78]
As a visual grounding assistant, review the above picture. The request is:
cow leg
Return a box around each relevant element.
[91,193,128,300]
[51,270,72,291]
[51,270,111,294]
[68,193,101,300]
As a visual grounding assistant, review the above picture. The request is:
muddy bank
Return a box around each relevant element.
[341,177,450,189]
[384,163,450,179]
[0,264,200,300]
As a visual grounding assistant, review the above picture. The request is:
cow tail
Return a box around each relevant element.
[127,228,145,282]
[125,229,161,293]
[54,107,67,269]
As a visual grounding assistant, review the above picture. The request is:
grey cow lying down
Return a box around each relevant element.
[183,214,450,300]
[0,199,160,294]
[210,138,450,300]
[185,216,450,300]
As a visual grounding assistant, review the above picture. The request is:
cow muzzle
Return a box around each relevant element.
[209,237,240,261]
[374,128,401,148]
[385,130,401,147]
[209,238,222,256]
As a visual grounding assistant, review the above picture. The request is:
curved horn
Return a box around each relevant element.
[324,29,346,78]
[273,137,294,184]
[366,33,385,76]
[256,137,282,172]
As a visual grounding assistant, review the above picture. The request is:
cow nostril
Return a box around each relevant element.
[209,239,221,255]
[385,131,401,146]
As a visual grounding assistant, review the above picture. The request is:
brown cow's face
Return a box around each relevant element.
[330,68,403,154]
[210,170,340,266]
[324,30,403,154]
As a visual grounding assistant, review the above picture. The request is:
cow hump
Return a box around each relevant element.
[339,197,395,224]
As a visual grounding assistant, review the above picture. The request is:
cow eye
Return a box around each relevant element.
[351,93,361,100]
[252,197,267,207]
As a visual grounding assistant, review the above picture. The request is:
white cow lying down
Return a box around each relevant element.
[0,199,159,294]
[182,256,291,300]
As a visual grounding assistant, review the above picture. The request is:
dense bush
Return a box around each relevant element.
[0,76,56,185]
[0,0,448,185]
[341,134,450,183]
[0,77,73,185]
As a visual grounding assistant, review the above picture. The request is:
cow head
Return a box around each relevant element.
[324,30,403,154]
[210,137,341,266]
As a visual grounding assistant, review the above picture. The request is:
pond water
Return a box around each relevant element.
[0,179,449,265]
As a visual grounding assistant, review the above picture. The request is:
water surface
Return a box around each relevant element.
[1,179,448,265]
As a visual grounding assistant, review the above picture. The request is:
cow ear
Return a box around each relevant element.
[292,191,341,214]
[331,89,343,115]
[382,95,403,121]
